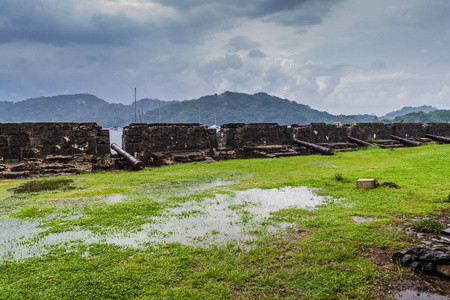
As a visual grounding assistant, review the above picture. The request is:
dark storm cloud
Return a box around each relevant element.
[0,0,145,45]
[154,0,340,25]
[0,0,338,47]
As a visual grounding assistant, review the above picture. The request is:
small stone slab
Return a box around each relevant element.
[356,178,376,189]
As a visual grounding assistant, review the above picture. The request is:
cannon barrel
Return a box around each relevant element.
[390,135,421,147]
[348,136,377,147]
[111,143,144,170]
[293,138,334,155]
[425,134,450,144]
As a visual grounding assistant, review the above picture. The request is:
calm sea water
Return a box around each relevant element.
[107,128,123,149]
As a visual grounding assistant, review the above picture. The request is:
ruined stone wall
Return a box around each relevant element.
[0,122,110,163]
[424,123,450,136]
[123,123,216,164]
[391,123,425,139]
[292,123,350,143]
[220,123,292,149]
[347,123,392,140]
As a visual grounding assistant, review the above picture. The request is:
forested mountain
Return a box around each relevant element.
[382,105,437,120]
[0,92,446,127]
[389,110,450,123]
[144,92,377,125]
[0,94,173,127]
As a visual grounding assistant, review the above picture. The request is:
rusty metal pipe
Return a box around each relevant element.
[293,138,334,155]
[111,143,144,170]
[390,135,421,147]
[425,134,450,144]
[348,136,377,147]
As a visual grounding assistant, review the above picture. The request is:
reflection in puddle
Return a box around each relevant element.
[108,186,333,247]
[0,186,335,261]
[105,194,128,205]
[0,217,97,261]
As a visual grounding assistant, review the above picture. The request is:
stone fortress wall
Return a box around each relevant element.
[0,122,110,174]
[0,122,449,174]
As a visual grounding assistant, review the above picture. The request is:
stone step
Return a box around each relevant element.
[334,148,358,152]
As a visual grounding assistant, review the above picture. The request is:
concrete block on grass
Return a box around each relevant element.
[356,178,377,189]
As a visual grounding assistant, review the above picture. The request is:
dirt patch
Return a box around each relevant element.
[363,246,449,299]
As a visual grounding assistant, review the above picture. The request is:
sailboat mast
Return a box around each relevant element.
[134,88,137,122]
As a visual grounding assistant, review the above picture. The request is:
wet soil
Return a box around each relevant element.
[364,211,450,299]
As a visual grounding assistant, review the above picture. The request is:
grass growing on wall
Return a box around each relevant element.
[0,144,449,299]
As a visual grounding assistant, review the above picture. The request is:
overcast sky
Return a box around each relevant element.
[1,0,449,115]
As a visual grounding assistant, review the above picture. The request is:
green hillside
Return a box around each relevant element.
[144,92,377,125]
[388,110,450,123]
[0,94,172,127]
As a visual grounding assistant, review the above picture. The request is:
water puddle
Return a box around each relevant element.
[0,217,98,261]
[396,290,450,300]
[0,186,335,261]
[106,186,334,247]
[104,194,128,205]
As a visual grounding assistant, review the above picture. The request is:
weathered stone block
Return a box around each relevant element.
[0,136,8,147]
[2,146,21,159]
[356,179,377,189]
[9,134,30,147]
[96,144,111,155]
[1,123,20,135]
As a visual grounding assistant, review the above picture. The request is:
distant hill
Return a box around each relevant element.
[0,94,174,127]
[1,92,445,127]
[388,110,450,123]
[144,92,378,125]
[382,105,437,120]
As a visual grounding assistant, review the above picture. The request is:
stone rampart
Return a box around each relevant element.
[0,122,110,162]
[391,123,425,139]
[1,121,449,174]
[123,123,216,165]
[347,122,393,140]
[220,123,292,148]
[292,123,349,143]
[424,123,450,136]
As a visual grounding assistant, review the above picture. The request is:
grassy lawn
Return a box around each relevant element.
[0,144,449,299]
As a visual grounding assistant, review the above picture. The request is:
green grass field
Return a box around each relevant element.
[0,144,449,299]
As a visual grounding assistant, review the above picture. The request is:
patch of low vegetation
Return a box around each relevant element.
[334,172,350,183]
[0,144,449,299]
[412,218,445,233]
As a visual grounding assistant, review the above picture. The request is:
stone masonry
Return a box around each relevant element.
[123,123,217,166]
[0,122,111,175]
